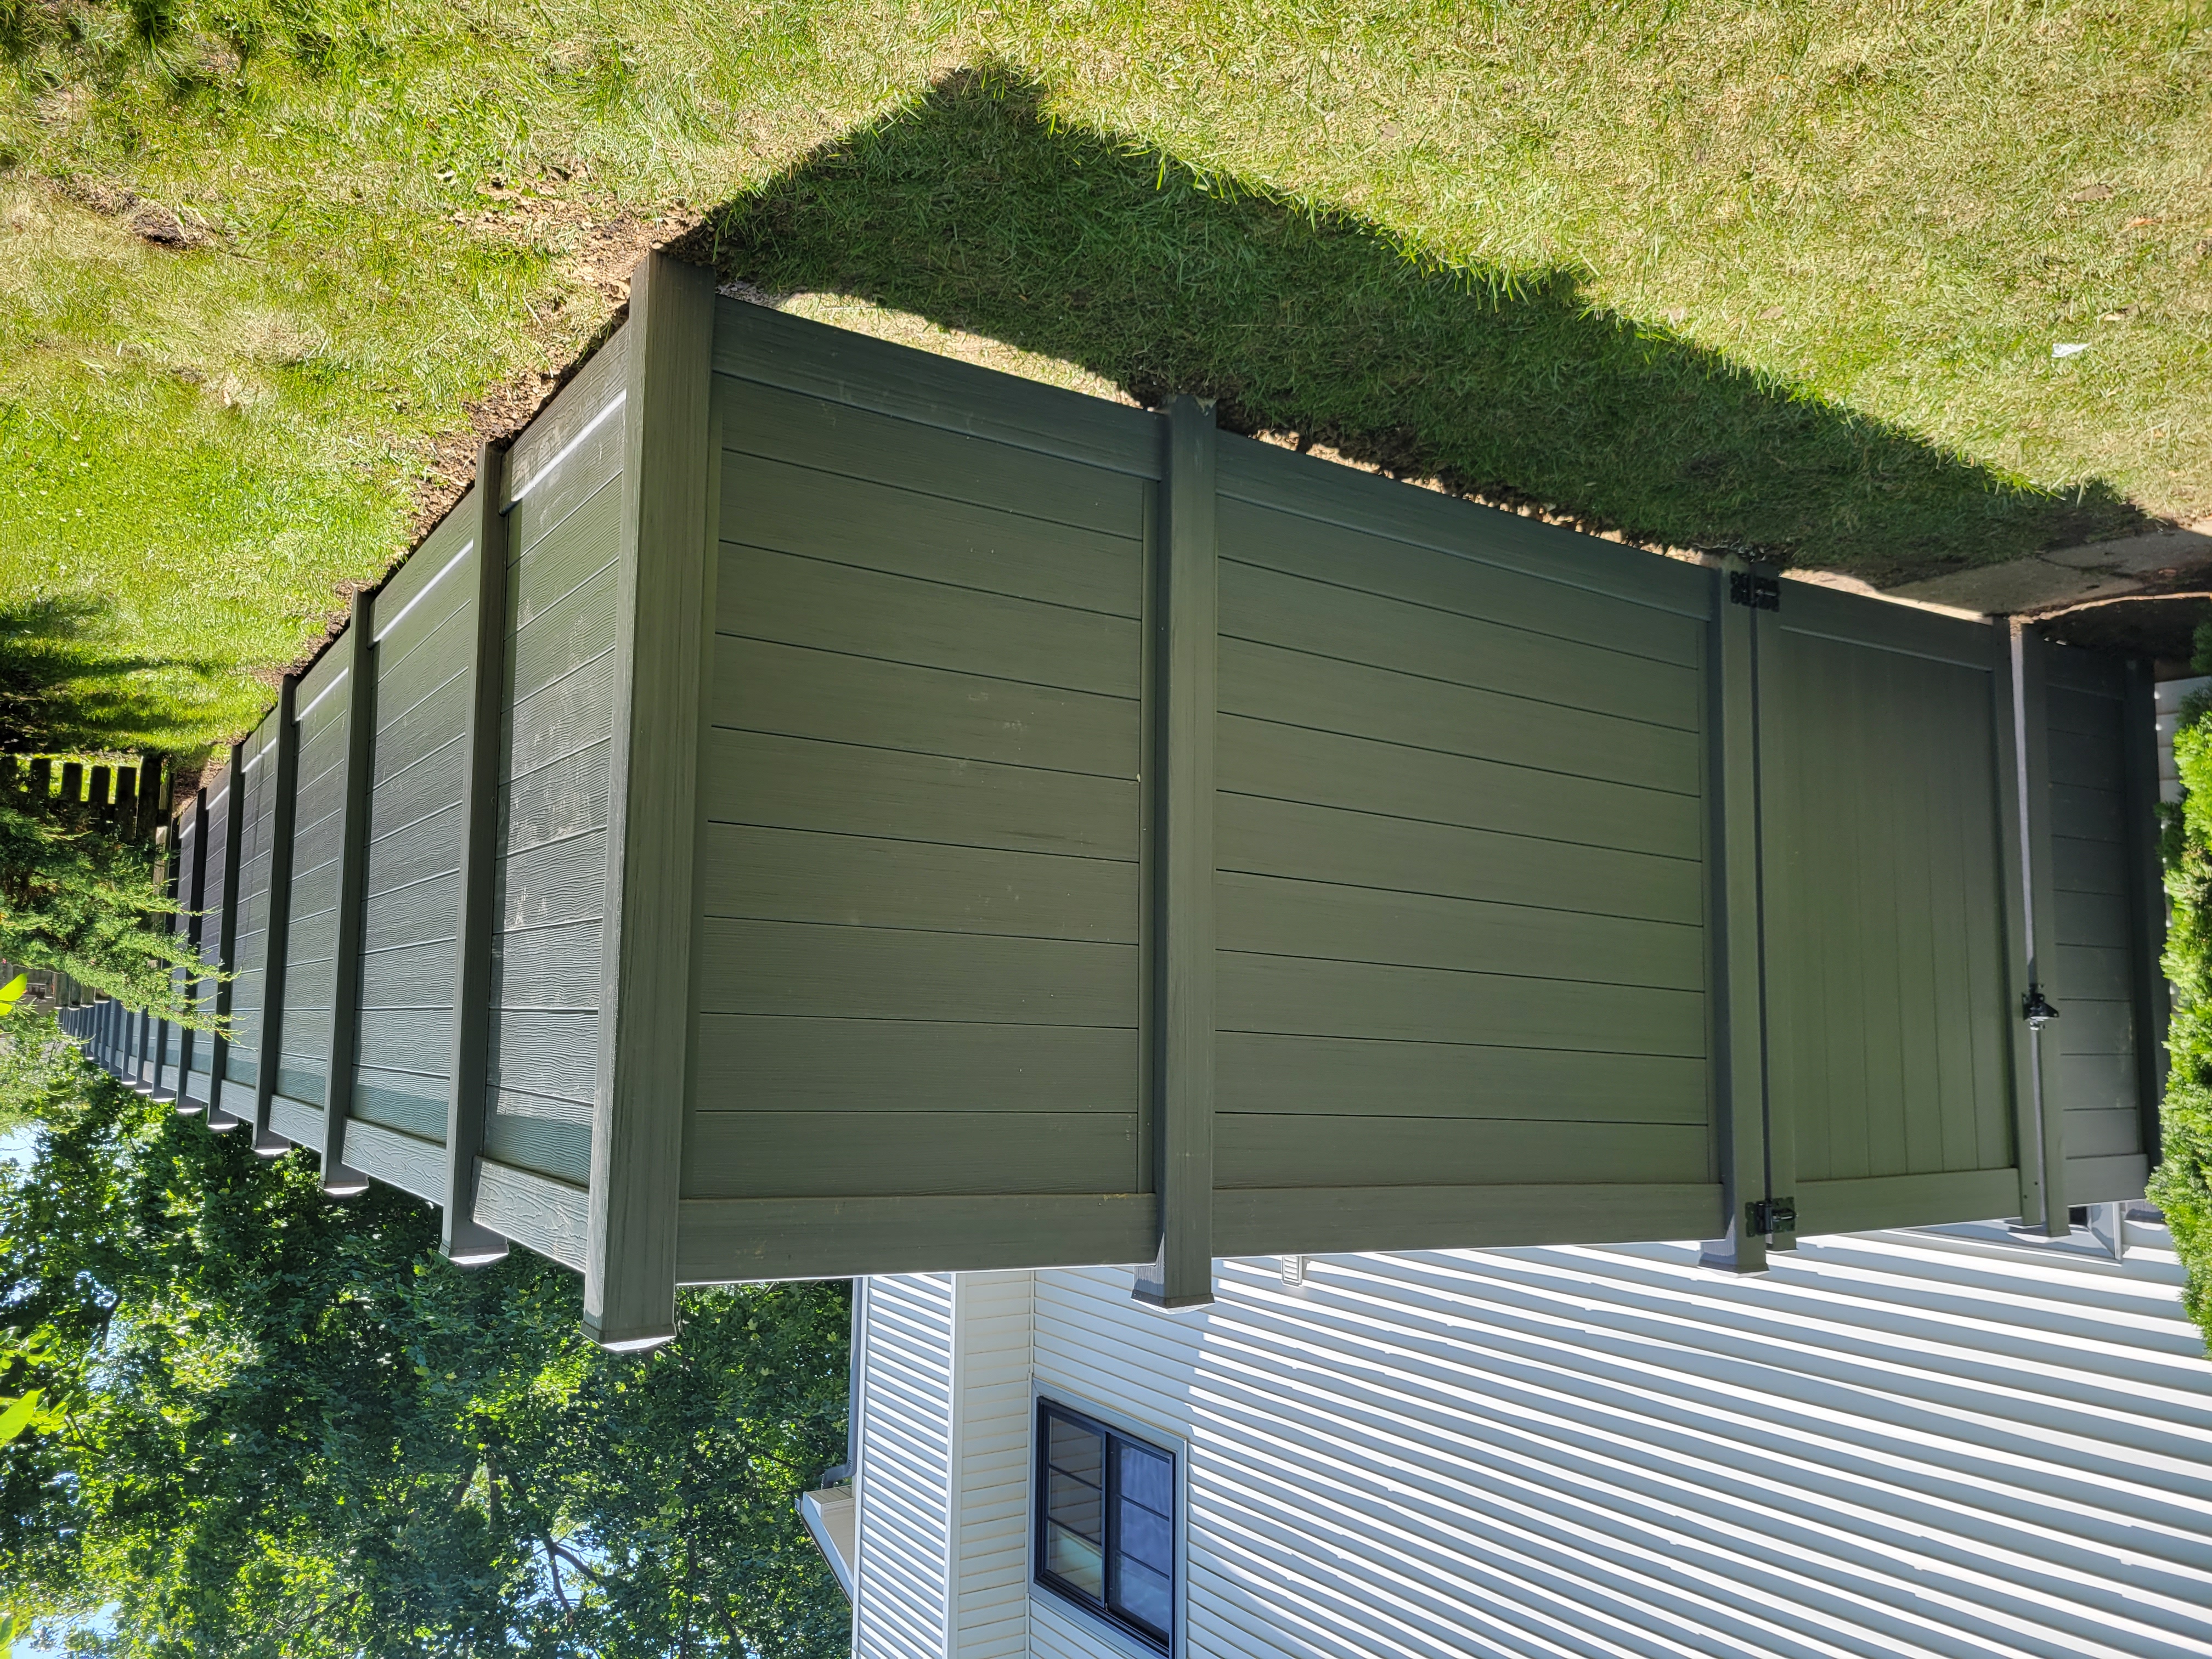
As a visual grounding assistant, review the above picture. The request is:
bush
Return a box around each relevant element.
[2152,707,2212,1344]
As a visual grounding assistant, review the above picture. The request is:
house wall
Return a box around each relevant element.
[855,1224,2212,1659]
[853,1273,959,1659]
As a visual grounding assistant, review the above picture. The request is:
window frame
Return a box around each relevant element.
[1032,1397,1178,1655]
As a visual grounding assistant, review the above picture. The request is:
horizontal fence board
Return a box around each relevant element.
[2053,886,2133,951]
[1221,557,1703,732]
[1217,871,1703,991]
[2045,683,2119,739]
[2055,997,2136,1059]
[703,730,1141,862]
[1215,431,1713,619]
[1218,494,1706,669]
[1217,952,1706,1056]
[1219,713,1705,862]
[506,393,628,560]
[2063,1150,2151,1204]
[367,732,467,848]
[2050,834,2128,896]
[356,1005,457,1076]
[1219,794,1705,928]
[684,1110,1140,1199]
[1209,1181,1724,1256]
[2055,943,2132,1002]
[2050,782,2124,844]
[473,1156,590,1270]
[374,626,470,760]
[489,919,605,1011]
[283,903,338,968]
[340,1118,444,1202]
[372,540,474,675]
[2053,1052,2147,1116]
[268,1091,324,1147]
[1216,1032,1709,1125]
[505,324,627,526]
[720,449,1143,617]
[711,636,1138,780]
[363,803,464,902]
[501,740,612,856]
[697,917,1139,1028]
[1220,635,1701,798]
[487,1009,599,1106]
[1793,1167,2021,1235]
[483,1094,594,1188]
[352,1064,451,1140]
[1214,1114,1711,1189]
[275,1061,328,1107]
[2062,1105,2143,1160]
[699,823,1139,944]
[718,544,1141,701]
[2046,727,2124,793]
[692,1015,1138,1115]
[495,833,606,932]
[676,1191,1156,1282]
[362,870,461,955]
[509,547,620,708]
[358,937,458,1010]
[715,377,1146,541]
[714,297,1161,477]
[507,645,618,783]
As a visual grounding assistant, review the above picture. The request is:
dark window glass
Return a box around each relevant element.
[1036,1403,1176,1653]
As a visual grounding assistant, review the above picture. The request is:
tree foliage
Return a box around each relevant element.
[0,801,201,1013]
[2154,692,2212,1345]
[0,1062,851,1655]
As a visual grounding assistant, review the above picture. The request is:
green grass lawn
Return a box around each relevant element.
[2,0,2208,747]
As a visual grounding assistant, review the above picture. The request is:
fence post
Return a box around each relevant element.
[29,758,50,817]
[585,251,716,1350]
[175,786,210,1113]
[2010,626,2069,1235]
[88,764,111,823]
[1700,558,1772,1273]
[317,592,376,1195]
[442,443,514,1265]
[59,760,82,815]
[252,678,302,1156]
[206,741,249,1131]
[2120,660,2169,1170]
[1135,394,1218,1311]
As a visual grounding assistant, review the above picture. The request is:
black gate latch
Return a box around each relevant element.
[1749,1197,1797,1237]
[2022,988,2059,1030]
[1728,571,1781,611]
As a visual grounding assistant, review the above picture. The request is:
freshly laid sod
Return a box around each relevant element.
[1,0,2207,744]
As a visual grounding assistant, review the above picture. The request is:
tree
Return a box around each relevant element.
[0,1061,851,1655]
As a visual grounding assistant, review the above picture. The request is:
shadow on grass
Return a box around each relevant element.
[685,67,2136,580]
[0,597,221,754]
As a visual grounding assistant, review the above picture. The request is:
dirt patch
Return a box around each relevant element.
[405,207,698,548]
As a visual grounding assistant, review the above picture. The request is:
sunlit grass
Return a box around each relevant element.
[1,0,2206,749]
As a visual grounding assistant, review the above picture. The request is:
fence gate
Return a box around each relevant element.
[63,253,2169,1346]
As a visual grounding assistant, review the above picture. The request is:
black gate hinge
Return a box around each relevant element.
[2022,987,2059,1030]
[1728,571,1781,612]
[1748,1197,1797,1237]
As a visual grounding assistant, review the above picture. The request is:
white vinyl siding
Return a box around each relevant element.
[955,1271,1037,1659]
[853,1274,956,1659]
[858,1221,2212,1659]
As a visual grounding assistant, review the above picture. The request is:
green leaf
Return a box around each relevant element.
[0,1390,44,1444]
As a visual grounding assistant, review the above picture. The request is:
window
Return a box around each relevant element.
[1035,1401,1176,1653]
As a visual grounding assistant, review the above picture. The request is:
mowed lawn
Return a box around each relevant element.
[2,0,2207,747]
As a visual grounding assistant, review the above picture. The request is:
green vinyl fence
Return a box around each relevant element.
[61,253,2169,1348]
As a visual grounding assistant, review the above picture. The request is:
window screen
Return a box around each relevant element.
[1036,1401,1176,1652]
